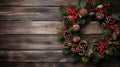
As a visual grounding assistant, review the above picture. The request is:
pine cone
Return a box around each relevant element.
[106,40,113,45]
[105,16,115,25]
[96,12,104,20]
[64,31,73,41]
[85,3,95,12]
[112,32,118,40]
[63,17,72,29]
[63,41,73,48]
[73,36,81,43]
[78,49,85,56]
[71,44,80,53]
[89,12,95,16]
[86,52,93,58]
[114,25,120,35]
[102,22,107,28]
[79,8,88,17]
[73,24,80,32]
[79,40,88,50]
[113,41,120,49]
[93,44,100,51]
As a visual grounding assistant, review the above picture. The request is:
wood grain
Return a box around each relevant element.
[0,0,78,7]
[0,34,103,50]
[0,63,120,67]
[0,0,119,7]
[0,50,72,62]
[0,34,62,50]
[0,7,60,21]
[0,7,119,21]
[0,21,104,34]
[0,50,119,62]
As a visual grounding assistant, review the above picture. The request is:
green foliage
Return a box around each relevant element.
[78,0,86,8]
[99,29,112,41]
[78,18,86,24]
[93,53,101,63]
[72,54,81,62]
[100,0,110,4]
[69,27,74,31]
[103,29,112,36]
[60,6,68,20]
[63,48,71,55]
[57,26,66,41]
[81,56,89,63]
[112,13,120,20]
[105,49,113,56]
[112,47,120,57]
[99,36,105,41]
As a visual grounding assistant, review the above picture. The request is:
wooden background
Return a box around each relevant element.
[0,0,120,67]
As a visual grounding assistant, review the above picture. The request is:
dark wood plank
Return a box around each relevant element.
[0,50,119,62]
[0,21,60,34]
[0,7,119,21]
[0,63,120,67]
[0,0,119,7]
[0,21,104,34]
[0,7,60,21]
[0,50,72,62]
[0,34,102,50]
[0,0,78,7]
[0,34,62,50]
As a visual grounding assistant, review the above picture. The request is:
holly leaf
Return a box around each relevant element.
[81,56,89,63]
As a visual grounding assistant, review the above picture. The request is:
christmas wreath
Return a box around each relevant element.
[56,0,120,63]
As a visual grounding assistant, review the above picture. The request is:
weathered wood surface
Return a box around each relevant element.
[0,7,119,21]
[0,34,102,50]
[0,63,119,67]
[0,0,119,7]
[0,0,120,67]
[0,21,103,34]
[0,50,119,62]
[0,0,78,7]
[0,7,60,21]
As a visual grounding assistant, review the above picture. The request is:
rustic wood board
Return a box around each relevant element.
[0,34,102,50]
[0,0,120,67]
[0,50,119,62]
[0,21,104,34]
[0,63,119,67]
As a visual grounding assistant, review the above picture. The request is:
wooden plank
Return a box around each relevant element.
[0,50,119,62]
[0,63,120,67]
[0,21,60,34]
[0,34,102,50]
[0,7,60,21]
[0,0,119,7]
[0,21,104,34]
[0,0,78,7]
[0,50,72,62]
[0,34,62,50]
[0,7,119,21]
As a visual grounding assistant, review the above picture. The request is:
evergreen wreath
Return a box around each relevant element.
[56,0,120,63]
